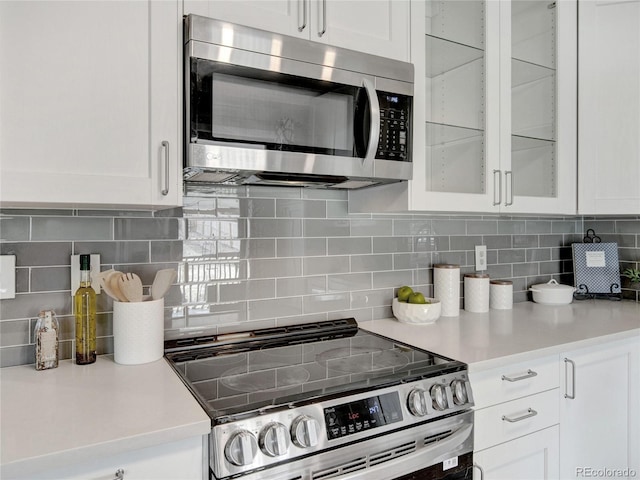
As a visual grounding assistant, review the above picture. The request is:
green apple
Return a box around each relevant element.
[408,292,429,304]
[397,285,413,302]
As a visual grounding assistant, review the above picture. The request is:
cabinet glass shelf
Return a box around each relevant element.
[512,58,555,88]
[425,35,484,78]
[512,134,555,151]
[426,122,483,147]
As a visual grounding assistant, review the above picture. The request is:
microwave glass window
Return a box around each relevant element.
[190,59,360,157]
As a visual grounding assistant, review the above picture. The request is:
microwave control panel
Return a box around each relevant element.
[376,93,411,162]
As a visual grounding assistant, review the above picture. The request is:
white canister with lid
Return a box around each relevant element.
[434,264,460,317]
[464,274,490,313]
[490,279,513,310]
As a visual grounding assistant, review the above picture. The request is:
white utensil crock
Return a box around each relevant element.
[113,298,164,365]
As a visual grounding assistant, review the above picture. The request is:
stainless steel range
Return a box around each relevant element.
[165,319,474,480]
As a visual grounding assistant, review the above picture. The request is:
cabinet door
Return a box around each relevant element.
[183,0,308,39]
[21,436,204,480]
[474,426,559,480]
[319,0,409,61]
[184,1,409,60]
[404,0,500,213]
[0,1,181,208]
[577,0,640,215]
[500,0,577,215]
[560,338,640,479]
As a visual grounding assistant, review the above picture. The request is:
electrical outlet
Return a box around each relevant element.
[475,245,487,271]
[0,255,16,299]
[71,254,101,296]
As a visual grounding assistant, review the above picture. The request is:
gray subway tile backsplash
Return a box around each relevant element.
[32,216,113,241]
[1,192,639,367]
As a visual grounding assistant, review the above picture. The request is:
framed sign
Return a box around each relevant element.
[572,242,621,294]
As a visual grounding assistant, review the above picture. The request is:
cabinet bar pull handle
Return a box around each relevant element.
[564,358,576,399]
[502,408,537,423]
[112,469,125,480]
[473,463,485,480]
[501,369,537,382]
[298,0,307,32]
[161,140,170,196]
[505,170,514,206]
[493,169,502,206]
[318,0,326,37]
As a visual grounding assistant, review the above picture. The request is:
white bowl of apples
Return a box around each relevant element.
[392,286,441,325]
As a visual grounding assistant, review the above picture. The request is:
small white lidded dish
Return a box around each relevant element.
[392,298,441,324]
[529,279,576,305]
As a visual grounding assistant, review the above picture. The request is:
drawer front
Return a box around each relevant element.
[470,355,559,409]
[474,388,559,451]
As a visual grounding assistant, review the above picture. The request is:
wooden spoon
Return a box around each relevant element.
[118,272,143,303]
[96,269,118,301]
[107,271,128,302]
[150,269,177,300]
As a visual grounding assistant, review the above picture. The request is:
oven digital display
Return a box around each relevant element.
[324,392,403,440]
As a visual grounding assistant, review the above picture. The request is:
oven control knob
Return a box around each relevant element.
[259,422,290,457]
[451,379,468,405]
[430,384,449,411]
[407,388,430,417]
[225,430,258,466]
[291,415,320,448]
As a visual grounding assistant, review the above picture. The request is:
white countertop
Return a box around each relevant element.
[0,356,211,478]
[361,300,640,372]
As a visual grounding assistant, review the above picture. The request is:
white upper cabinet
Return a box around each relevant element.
[350,0,577,215]
[0,1,182,209]
[577,0,640,215]
[183,0,410,61]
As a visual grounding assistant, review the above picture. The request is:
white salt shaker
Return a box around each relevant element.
[464,274,490,313]
[490,279,513,310]
[434,264,460,317]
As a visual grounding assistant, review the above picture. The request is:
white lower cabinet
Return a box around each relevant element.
[470,355,560,480]
[474,426,559,480]
[17,436,205,480]
[472,339,640,480]
[560,338,640,479]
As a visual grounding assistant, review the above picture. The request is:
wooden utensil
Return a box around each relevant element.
[151,269,177,300]
[118,273,144,303]
[107,271,129,302]
[96,269,119,301]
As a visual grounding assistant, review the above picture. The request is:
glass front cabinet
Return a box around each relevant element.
[350,0,577,214]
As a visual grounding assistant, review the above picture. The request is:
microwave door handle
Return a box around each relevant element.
[362,78,380,167]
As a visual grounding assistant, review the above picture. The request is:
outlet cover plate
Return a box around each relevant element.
[71,254,101,296]
[0,255,16,299]
[475,245,487,271]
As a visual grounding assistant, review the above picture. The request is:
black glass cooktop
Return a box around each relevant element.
[165,319,465,423]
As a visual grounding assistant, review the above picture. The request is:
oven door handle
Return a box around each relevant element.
[362,78,380,169]
[331,423,473,480]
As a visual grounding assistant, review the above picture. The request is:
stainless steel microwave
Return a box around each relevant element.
[183,15,414,189]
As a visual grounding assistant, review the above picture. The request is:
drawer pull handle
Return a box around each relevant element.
[501,369,537,382]
[502,408,537,423]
